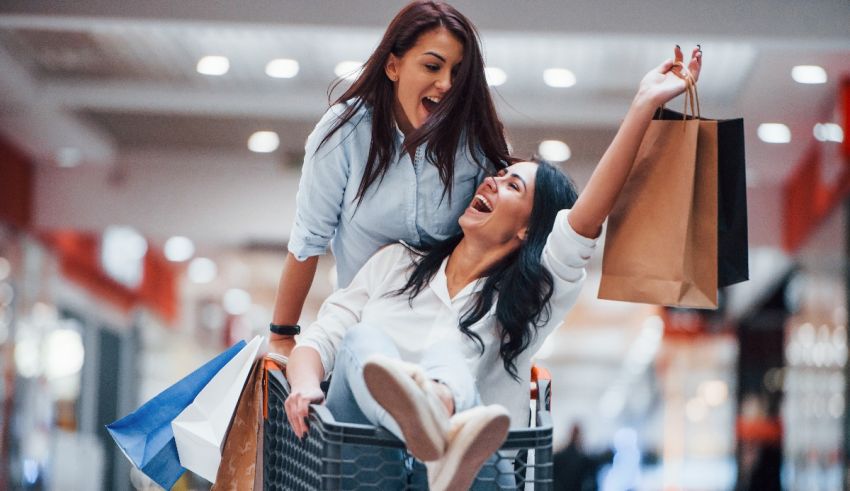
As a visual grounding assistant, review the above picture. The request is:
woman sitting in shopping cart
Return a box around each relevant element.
[284,46,702,490]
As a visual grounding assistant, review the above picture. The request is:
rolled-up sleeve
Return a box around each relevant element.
[288,106,355,261]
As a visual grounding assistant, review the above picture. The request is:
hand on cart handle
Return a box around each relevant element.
[284,386,325,438]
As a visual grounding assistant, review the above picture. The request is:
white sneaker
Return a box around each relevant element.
[426,405,510,491]
[363,355,450,461]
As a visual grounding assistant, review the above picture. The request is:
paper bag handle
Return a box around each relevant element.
[658,62,701,120]
[262,354,286,420]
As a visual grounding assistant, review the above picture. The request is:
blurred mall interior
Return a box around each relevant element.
[0,1,848,490]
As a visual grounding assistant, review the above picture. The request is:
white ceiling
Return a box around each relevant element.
[1,1,848,250]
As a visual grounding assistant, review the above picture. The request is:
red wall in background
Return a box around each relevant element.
[43,231,178,323]
[0,138,33,229]
[782,78,850,252]
[0,136,178,323]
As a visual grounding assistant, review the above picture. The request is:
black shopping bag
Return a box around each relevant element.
[657,108,748,288]
[716,118,748,287]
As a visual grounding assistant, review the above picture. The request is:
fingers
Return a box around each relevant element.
[657,58,677,73]
[284,392,312,438]
[688,45,703,83]
[285,388,326,438]
[667,44,702,83]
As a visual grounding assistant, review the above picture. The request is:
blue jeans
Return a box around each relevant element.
[323,324,516,490]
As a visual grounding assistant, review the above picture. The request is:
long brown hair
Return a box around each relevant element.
[320,0,511,203]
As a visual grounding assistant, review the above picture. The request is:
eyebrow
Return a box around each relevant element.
[509,172,527,191]
[423,51,446,63]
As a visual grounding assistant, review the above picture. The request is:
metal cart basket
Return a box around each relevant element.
[263,365,554,490]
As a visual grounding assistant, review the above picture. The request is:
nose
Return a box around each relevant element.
[485,175,498,191]
[435,71,452,93]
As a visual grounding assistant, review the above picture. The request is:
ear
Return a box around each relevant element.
[517,227,529,242]
[385,54,400,82]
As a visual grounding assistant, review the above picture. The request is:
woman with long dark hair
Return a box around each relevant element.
[284,46,702,489]
[268,1,512,357]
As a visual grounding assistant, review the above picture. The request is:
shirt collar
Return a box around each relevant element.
[394,122,406,142]
[430,256,488,309]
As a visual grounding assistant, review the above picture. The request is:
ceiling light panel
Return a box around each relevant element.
[196,55,230,76]
[538,140,571,162]
[266,58,299,78]
[543,68,576,88]
[334,60,363,80]
[813,123,843,143]
[791,65,827,84]
[485,67,507,87]
[758,123,791,144]
[248,131,280,153]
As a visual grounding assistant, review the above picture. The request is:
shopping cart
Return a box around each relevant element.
[263,363,554,490]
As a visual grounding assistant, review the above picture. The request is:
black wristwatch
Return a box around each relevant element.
[269,323,301,336]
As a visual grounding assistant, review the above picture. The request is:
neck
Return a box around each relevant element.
[393,104,413,136]
[445,237,516,298]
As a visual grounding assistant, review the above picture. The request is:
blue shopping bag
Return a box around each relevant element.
[106,340,247,490]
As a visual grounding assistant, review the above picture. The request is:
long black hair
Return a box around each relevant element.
[394,159,579,379]
[320,0,511,203]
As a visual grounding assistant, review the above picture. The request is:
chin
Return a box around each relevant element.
[457,213,481,233]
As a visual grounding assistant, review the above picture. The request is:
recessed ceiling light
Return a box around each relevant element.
[334,61,363,80]
[485,67,507,87]
[223,288,252,316]
[196,55,230,76]
[164,236,195,262]
[757,123,791,143]
[543,68,576,88]
[813,123,844,143]
[538,140,571,162]
[248,131,280,153]
[266,58,299,79]
[188,257,217,284]
[791,65,827,84]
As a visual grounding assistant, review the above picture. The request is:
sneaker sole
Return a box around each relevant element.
[363,360,446,461]
[430,409,510,491]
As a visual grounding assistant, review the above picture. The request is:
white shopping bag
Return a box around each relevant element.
[171,335,264,483]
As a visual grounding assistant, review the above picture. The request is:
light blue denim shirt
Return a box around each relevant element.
[288,101,493,288]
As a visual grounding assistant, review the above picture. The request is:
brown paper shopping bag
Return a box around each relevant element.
[598,79,718,309]
[211,358,266,491]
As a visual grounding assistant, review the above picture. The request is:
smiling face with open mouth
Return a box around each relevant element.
[460,162,538,246]
[385,27,463,136]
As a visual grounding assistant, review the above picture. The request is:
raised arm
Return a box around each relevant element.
[568,46,702,239]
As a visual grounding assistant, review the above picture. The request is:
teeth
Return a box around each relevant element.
[473,194,493,212]
[425,96,441,104]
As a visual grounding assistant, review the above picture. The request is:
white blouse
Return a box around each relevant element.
[295,209,598,427]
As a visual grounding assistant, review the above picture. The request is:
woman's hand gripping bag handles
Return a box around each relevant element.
[171,335,264,484]
[598,69,748,308]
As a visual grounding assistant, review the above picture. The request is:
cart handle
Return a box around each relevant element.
[530,364,551,401]
[262,355,286,420]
